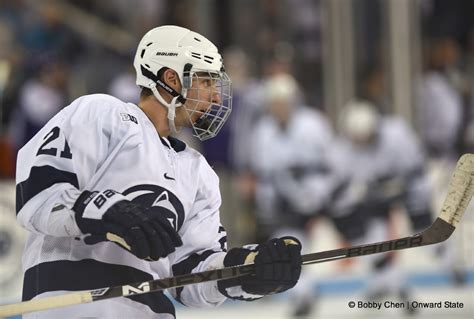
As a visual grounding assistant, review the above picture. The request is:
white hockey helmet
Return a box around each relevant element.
[339,100,379,143]
[264,74,299,104]
[134,25,232,141]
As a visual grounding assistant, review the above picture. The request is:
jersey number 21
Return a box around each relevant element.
[36,126,73,159]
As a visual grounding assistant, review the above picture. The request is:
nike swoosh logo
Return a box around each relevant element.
[164,172,175,181]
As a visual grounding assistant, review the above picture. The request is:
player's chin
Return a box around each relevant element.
[189,109,207,123]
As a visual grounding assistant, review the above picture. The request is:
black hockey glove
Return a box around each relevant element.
[73,190,182,261]
[218,237,302,297]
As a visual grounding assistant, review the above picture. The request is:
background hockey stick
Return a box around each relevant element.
[0,153,473,317]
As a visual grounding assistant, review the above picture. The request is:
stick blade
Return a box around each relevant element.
[418,217,455,245]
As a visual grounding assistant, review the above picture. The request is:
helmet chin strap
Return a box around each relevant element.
[150,84,183,135]
[167,96,182,135]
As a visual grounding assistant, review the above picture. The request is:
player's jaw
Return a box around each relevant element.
[188,102,208,122]
[174,83,221,130]
[172,101,207,131]
[184,90,220,124]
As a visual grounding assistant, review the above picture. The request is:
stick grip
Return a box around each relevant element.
[439,153,474,227]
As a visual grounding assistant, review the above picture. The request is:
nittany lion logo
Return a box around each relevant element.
[122,184,185,231]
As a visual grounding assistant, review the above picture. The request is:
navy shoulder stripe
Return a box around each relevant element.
[23,259,175,316]
[16,165,79,214]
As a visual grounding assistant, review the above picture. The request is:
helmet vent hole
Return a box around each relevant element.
[144,64,150,68]
[194,37,201,42]
[191,52,201,59]
[140,49,146,58]
[146,42,153,47]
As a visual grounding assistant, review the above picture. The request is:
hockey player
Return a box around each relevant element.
[330,100,432,244]
[249,73,336,240]
[15,25,302,318]
[328,100,432,311]
[249,73,337,316]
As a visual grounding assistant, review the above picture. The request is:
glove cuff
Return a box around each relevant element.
[73,190,126,234]
[72,191,99,215]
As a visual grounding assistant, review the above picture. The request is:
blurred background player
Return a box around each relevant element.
[248,73,337,316]
[328,100,433,312]
[417,36,465,161]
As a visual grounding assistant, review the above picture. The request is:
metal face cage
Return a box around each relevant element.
[183,70,232,141]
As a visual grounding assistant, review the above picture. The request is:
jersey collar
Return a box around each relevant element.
[160,136,186,153]
[131,102,186,153]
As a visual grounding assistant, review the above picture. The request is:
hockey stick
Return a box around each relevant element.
[0,154,473,317]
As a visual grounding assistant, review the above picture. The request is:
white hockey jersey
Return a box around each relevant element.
[16,94,229,318]
[249,107,338,219]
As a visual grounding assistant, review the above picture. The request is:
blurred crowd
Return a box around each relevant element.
[0,0,473,315]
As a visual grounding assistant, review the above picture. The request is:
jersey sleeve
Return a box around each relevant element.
[165,156,228,308]
[16,94,140,237]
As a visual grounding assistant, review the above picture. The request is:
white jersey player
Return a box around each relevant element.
[16,25,302,319]
[328,101,432,310]
[330,100,432,237]
[249,74,337,316]
[249,74,337,239]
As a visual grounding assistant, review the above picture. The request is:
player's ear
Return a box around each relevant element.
[163,69,181,91]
